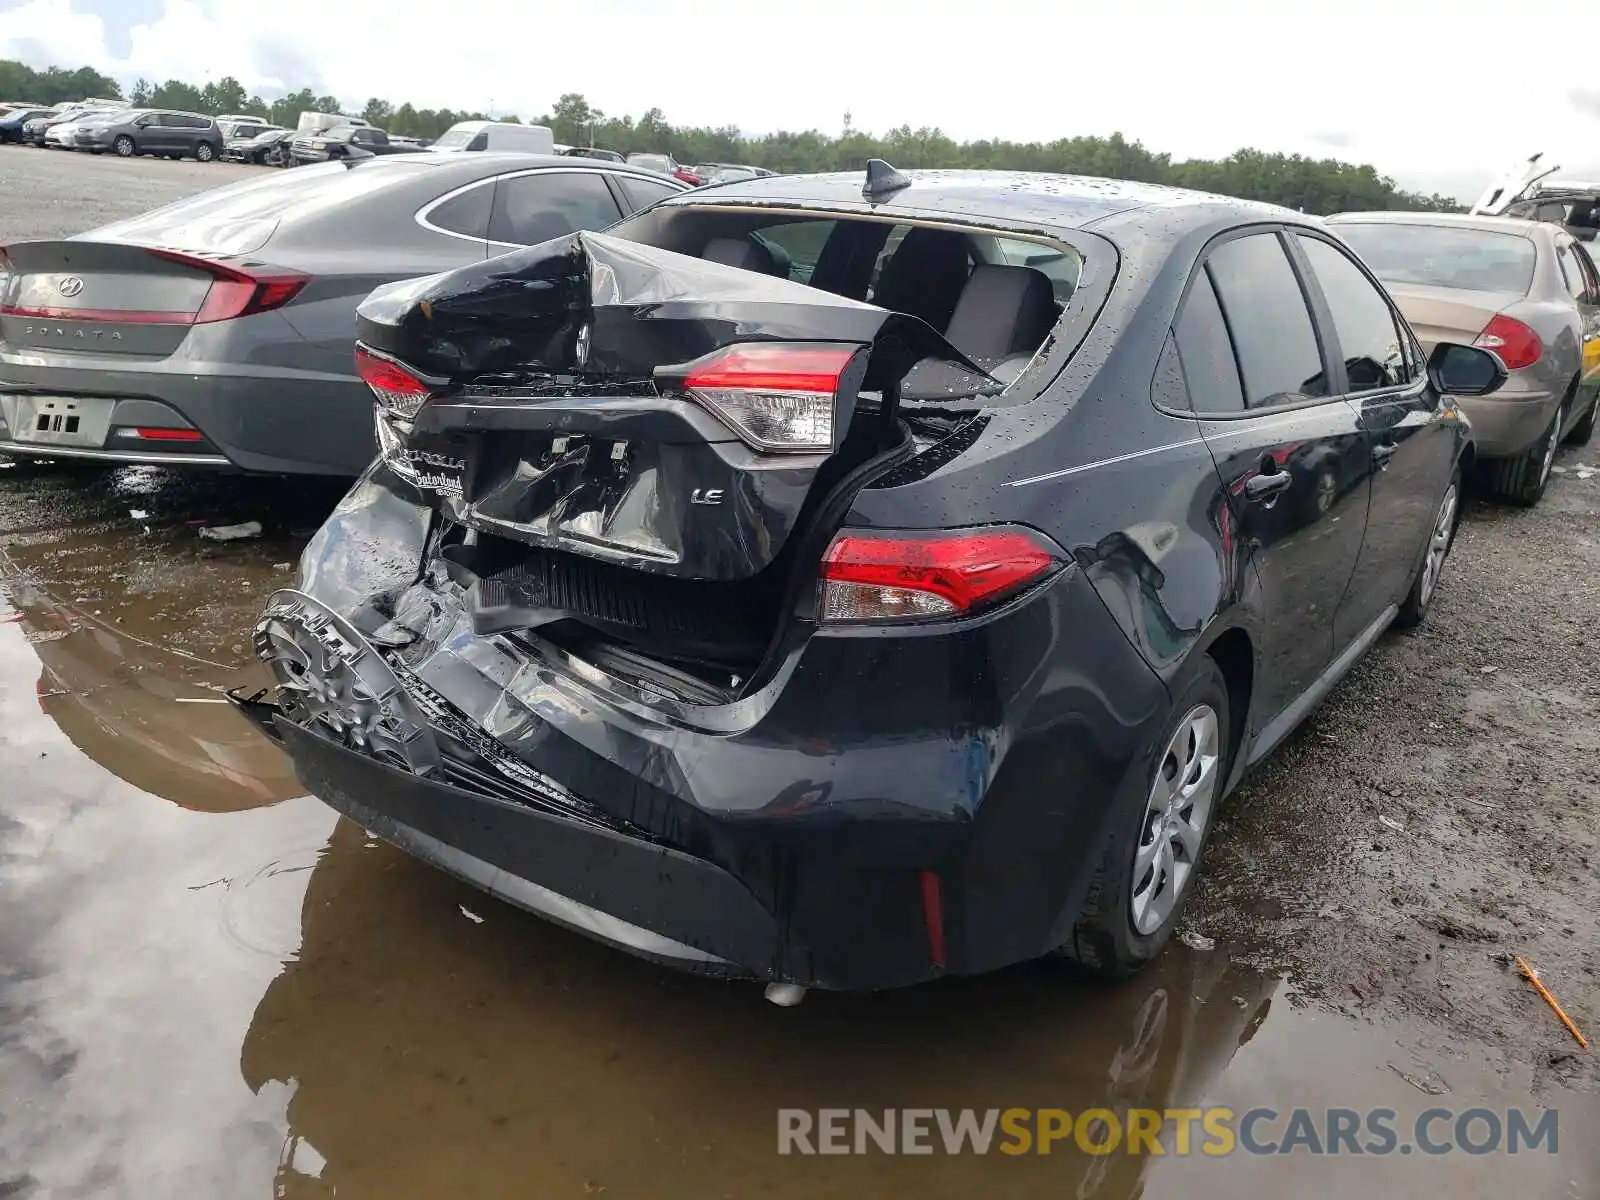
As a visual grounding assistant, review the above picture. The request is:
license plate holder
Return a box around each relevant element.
[0,394,116,447]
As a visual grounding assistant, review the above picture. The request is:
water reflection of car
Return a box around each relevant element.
[239,814,1280,1198]
[5,584,299,812]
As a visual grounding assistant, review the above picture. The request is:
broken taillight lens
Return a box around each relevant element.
[677,343,858,453]
[818,526,1065,624]
[355,342,435,419]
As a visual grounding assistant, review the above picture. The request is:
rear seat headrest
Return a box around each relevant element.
[701,236,781,276]
[945,264,1057,361]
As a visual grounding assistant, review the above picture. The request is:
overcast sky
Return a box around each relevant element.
[4,0,1599,200]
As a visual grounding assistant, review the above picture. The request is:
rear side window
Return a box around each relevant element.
[1295,235,1411,392]
[1572,243,1600,303]
[489,171,623,245]
[424,183,492,240]
[1207,233,1329,408]
[1173,267,1245,413]
[1555,240,1595,304]
[616,175,682,214]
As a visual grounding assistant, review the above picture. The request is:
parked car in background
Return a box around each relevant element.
[290,124,418,165]
[691,162,775,185]
[625,151,701,185]
[217,115,280,141]
[224,126,297,165]
[40,107,118,148]
[235,166,1501,996]
[73,109,224,160]
[429,121,555,155]
[1328,211,1600,505]
[0,154,689,475]
[0,107,54,143]
[556,144,624,162]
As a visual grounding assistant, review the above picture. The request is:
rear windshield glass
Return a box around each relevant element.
[83,159,430,254]
[1334,223,1537,294]
[609,205,1085,380]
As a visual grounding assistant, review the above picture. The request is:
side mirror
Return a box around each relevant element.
[1428,342,1507,398]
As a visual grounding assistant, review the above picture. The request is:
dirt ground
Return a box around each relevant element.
[0,148,1596,1199]
[1191,465,1600,1092]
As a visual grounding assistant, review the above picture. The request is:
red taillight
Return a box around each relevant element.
[1474,314,1541,371]
[819,526,1063,623]
[146,250,308,324]
[133,427,204,442]
[674,168,702,185]
[355,342,435,418]
[0,248,307,326]
[679,343,857,452]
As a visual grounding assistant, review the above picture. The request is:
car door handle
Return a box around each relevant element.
[1243,471,1293,503]
[1372,442,1398,466]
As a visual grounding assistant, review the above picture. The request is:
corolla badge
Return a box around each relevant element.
[56,276,84,298]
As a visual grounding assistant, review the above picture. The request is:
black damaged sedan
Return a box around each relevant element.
[235,163,1505,997]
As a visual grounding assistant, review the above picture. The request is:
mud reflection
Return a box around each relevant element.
[1,577,298,811]
[243,819,1279,1199]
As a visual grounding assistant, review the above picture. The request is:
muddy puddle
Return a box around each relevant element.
[1,464,1597,1199]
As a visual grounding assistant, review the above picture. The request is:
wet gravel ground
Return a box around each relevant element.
[1191,460,1600,1092]
[0,149,1597,1198]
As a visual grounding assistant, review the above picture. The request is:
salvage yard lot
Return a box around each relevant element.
[0,148,1596,1198]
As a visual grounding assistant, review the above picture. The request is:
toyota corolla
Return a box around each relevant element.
[234,164,1505,998]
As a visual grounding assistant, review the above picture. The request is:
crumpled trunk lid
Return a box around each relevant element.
[355,231,991,586]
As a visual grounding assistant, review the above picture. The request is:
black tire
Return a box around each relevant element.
[1060,656,1232,977]
[113,135,135,157]
[1564,391,1597,446]
[195,141,216,162]
[1395,469,1461,630]
[1488,399,1564,506]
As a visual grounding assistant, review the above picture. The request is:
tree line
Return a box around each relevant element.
[1,59,1463,214]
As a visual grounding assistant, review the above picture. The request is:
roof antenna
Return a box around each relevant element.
[862,158,911,202]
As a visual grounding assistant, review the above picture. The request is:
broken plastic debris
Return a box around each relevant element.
[129,508,149,520]
[198,521,263,541]
[1378,814,1406,834]
[273,562,293,572]
[1480,665,1499,674]
[459,904,484,924]
[1387,1063,1450,1095]
[1179,931,1215,951]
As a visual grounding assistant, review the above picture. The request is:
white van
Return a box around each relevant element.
[429,121,554,155]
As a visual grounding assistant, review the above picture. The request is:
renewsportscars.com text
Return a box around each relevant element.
[776,1106,1559,1157]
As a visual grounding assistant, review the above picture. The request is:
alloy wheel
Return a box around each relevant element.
[1418,483,1458,607]
[1131,704,1221,935]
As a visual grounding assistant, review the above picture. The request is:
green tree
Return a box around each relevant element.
[361,97,394,128]
[549,92,601,144]
[129,77,152,106]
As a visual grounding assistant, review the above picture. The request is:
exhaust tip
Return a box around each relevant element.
[764,982,807,1008]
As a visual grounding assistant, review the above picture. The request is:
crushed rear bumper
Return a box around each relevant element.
[236,696,779,977]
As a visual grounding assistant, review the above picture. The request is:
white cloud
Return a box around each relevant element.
[4,0,1600,198]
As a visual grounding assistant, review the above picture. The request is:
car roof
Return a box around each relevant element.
[346,150,683,185]
[1326,210,1545,238]
[667,169,1298,235]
